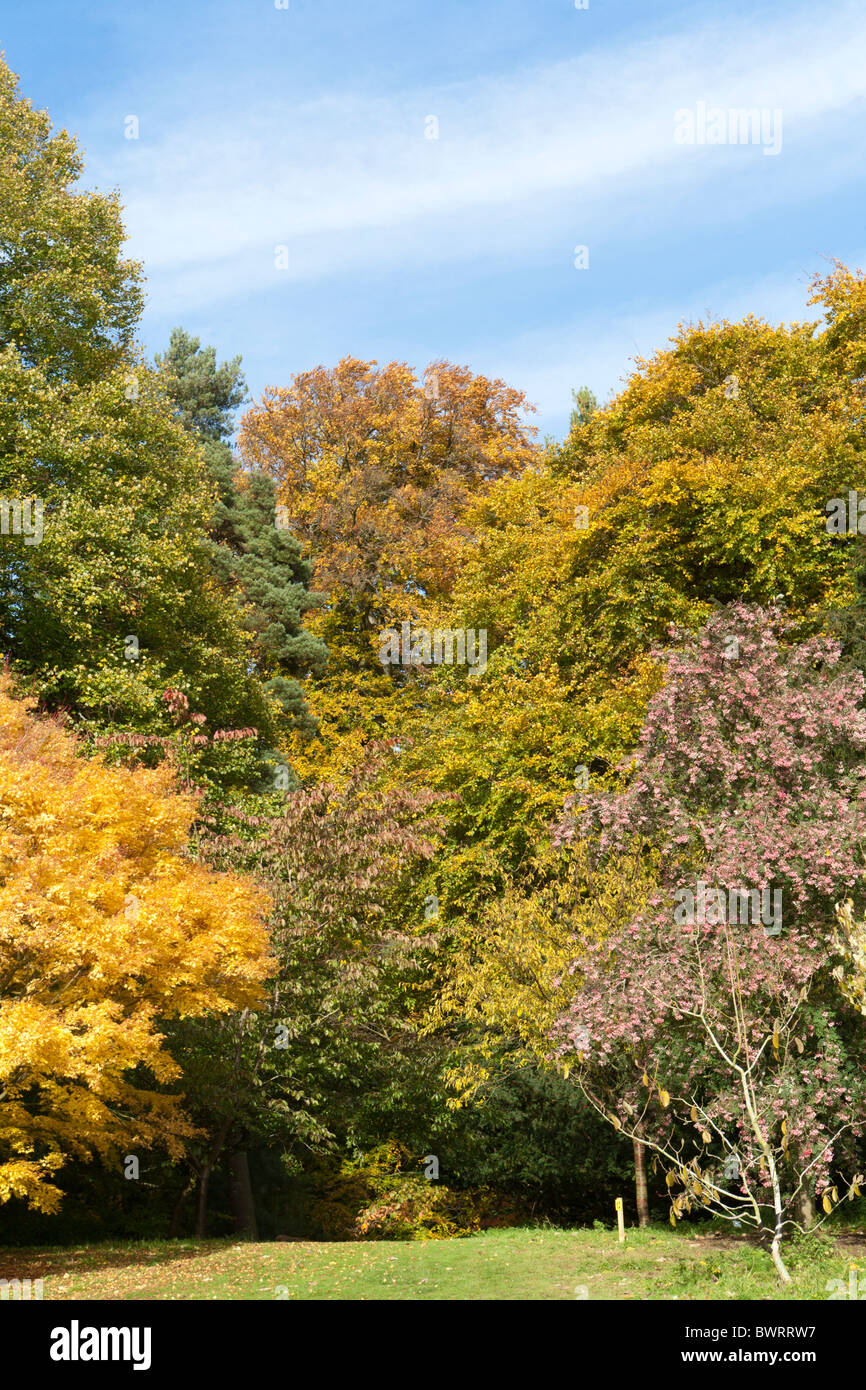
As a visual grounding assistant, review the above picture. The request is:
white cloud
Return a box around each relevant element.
[485,256,866,434]
[89,0,866,312]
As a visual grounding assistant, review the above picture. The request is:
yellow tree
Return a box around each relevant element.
[239,356,537,782]
[399,267,866,916]
[430,842,659,1222]
[0,676,272,1212]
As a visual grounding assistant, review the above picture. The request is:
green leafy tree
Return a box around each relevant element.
[0,59,291,792]
[167,748,445,1236]
[0,57,140,383]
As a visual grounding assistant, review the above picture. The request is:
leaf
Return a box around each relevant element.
[659,1088,670,1109]
[823,1193,834,1215]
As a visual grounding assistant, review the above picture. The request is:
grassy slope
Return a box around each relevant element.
[3,1226,866,1301]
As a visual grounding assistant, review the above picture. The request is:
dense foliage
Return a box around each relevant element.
[4,52,866,1267]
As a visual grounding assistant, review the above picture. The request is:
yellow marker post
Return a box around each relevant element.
[615,1197,625,1243]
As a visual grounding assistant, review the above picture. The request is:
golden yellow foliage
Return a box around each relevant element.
[0,676,272,1210]
[433,843,657,1104]
[832,899,866,1016]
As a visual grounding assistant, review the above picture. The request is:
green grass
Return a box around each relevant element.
[3,1225,865,1300]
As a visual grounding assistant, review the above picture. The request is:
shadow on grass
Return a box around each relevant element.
[0,1237,282,1281]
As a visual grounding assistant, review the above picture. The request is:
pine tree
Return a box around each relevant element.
[157,330,327,746]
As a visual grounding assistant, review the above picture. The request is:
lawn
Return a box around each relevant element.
[3,1225,866,1300]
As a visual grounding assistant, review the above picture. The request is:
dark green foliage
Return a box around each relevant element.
[829,538,866,672]
[155,328,246,441]
[569,385,598,432]
[157,330,328,743]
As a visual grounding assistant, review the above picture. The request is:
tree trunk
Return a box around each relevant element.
[169,1171,197,1238]
[195,1164,211,1238]
[228,1150,258,1239]
[794,1186,815,1230]
[633,1129,650,1228]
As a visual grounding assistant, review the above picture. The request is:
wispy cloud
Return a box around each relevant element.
[490,260,848,430]
[89,1,866,316]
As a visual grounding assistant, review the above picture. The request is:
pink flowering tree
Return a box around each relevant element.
[553,605,866,1282]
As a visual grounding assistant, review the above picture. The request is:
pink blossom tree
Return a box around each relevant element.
[553,605,866,1281]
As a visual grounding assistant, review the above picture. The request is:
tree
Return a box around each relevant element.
[429,842,658,1225]
[165,746,446,1236]
[157,329,328,751]
[395,266,866,928]
[0,675,271,1212]
[238,356,537,782]
[569,386,598,432]
[155,328,246,442]
[239,356,537,608]
[0,56,140,384]
[553,605,866,1280]
[0,58,287,766]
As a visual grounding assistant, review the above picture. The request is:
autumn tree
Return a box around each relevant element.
[0,675,271,1212]
[553,606,866,1280]
[397,267,866,919]
[166,747,446,1236]
[238,357,537,780]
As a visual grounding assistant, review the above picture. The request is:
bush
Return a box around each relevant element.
[305,1143,528,1241]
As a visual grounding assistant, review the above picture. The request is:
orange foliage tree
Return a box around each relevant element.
[239,356,536,605]
[238,357,537,780]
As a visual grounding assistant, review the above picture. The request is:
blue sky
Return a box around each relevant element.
[3,0,865,440]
